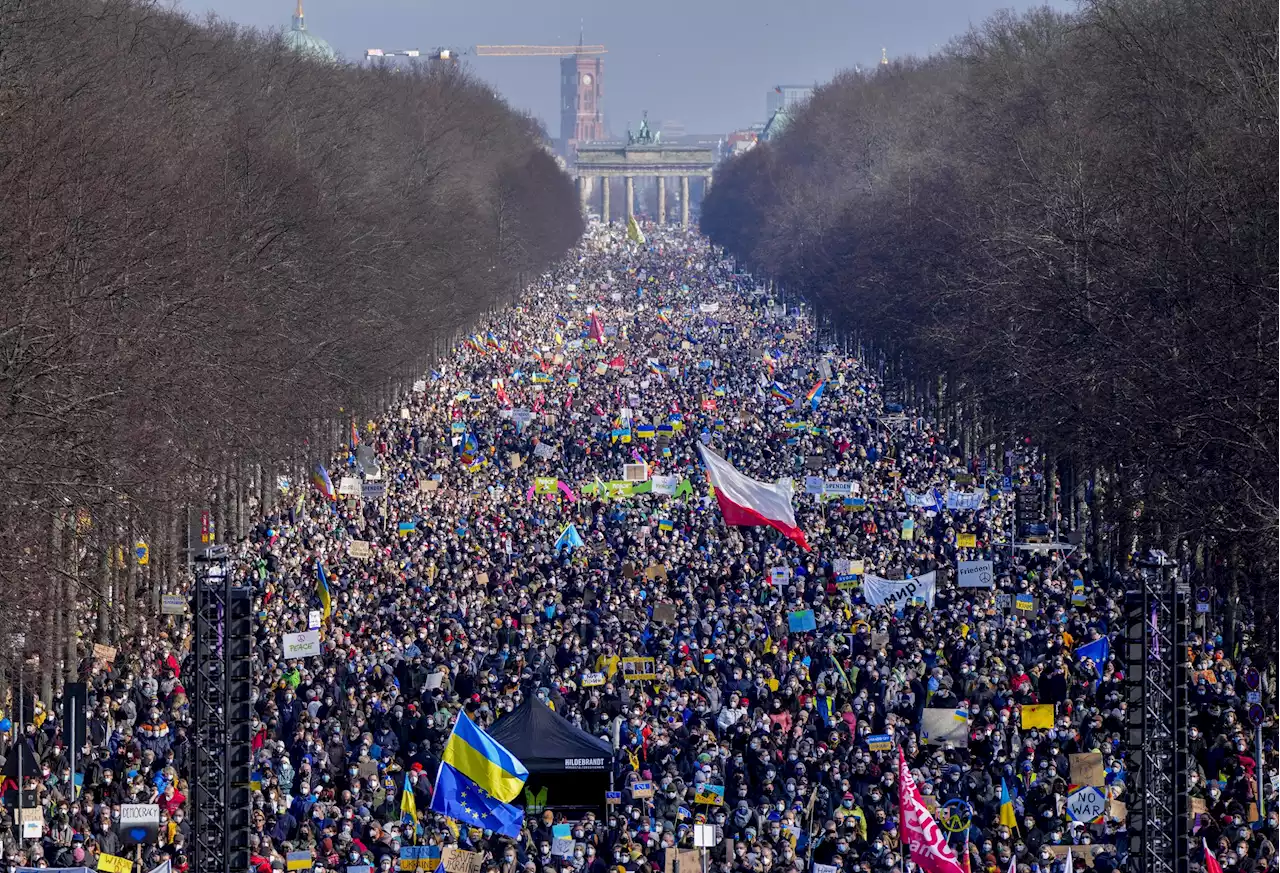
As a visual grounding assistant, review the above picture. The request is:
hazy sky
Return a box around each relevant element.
[175,0,1072,137]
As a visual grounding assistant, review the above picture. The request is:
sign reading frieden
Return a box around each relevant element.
[282,630,322,659]
[956,560,994,589]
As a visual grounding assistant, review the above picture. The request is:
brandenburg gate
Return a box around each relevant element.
[573,117,716,229]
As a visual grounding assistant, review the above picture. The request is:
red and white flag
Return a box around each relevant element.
[1204,841,1224,873]
[696,443,810,551]
[898,747,966,873]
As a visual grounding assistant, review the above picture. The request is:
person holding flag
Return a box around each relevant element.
[315,562,332,623]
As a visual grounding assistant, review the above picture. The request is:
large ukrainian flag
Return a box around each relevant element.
[441,712,528,803]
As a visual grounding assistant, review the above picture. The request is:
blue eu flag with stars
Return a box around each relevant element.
[429,762,525,838]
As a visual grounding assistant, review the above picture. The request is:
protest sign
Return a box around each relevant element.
[862,572,937,608]
[957,560,994,588]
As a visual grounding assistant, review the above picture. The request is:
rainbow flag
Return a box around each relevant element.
[316,564,332,622]
[770,382,794,404]
[806,379,827,410]
[312,465,336,501]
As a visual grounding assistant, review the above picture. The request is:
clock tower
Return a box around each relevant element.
[560,53,605,157]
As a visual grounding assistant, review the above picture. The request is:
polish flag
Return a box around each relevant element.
[898,747,966,873]
[696,443,809,551]
[1204,841,1224,873]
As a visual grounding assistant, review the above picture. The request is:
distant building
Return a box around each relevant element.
[726,129,758,156]
[766,85,813,119]
[561,55,606,156]
[283,0,336,62]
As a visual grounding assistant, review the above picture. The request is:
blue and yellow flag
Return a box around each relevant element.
[430,762,524,839]
[400,772,418,827]
[440,712,528,803]
[315,563,332,623]
[999,778,1018,830]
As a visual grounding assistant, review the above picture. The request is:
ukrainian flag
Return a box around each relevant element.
[999,778,1018,830]
[658,519,674,532]
[440,712,528,804]
[400,773,418,827]
[315,564,332,623]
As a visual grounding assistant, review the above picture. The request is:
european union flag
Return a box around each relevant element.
[1076,636,1110,678]
[430,762,524,838]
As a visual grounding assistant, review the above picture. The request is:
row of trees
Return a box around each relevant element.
[704,0,1276,636]
[0,0,583,700]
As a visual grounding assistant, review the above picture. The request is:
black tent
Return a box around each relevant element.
[490,697,612,772]
[489,698,613,814]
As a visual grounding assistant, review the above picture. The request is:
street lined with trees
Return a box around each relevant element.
[0,0,583,698]
[702,0,1277,642]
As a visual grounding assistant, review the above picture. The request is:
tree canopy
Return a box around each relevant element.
[703,0,1277,594]
[0,0,582,690]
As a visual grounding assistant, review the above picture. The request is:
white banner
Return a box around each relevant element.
[862,572,937,609]
[945,489,985,511]
[957,560,995,588]
[282,630,322,660]
[651,475,678,496]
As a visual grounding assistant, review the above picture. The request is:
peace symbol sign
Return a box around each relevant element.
[939,799,972,832]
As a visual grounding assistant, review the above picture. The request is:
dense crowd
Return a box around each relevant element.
[0,226,1274,873]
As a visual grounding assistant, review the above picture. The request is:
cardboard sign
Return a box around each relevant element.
[605,791,622,804]
[348,540,372,559]
[441,848,482,873]
[956,533,977,548]
[17,808,43,839]
[630,780,655,799]
[644,564,668,581]
[957,560,994,588]
[921,708,969,747]
[870,632,890,651]
[624,463,649,482]
[581,672,606,687]
[866,734,893,752]
[119,803,159,846]
[98,854,133,873]
[93,644,117,663]
[652,604,677,624]
[621,657,657,680]
[282,630,322,659]
[1069,752,1106,787]
[1046,846,1115,868]
[160,594,187,615]
[338,476,362,497]
[1065,786,1107,822]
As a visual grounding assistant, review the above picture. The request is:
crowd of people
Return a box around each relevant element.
[0,225,1274,873]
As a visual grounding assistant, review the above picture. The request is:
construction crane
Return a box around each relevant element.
[472,44,606,57]
[365,45,606,64]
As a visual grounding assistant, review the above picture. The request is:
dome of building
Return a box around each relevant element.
[283,0,336,62]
